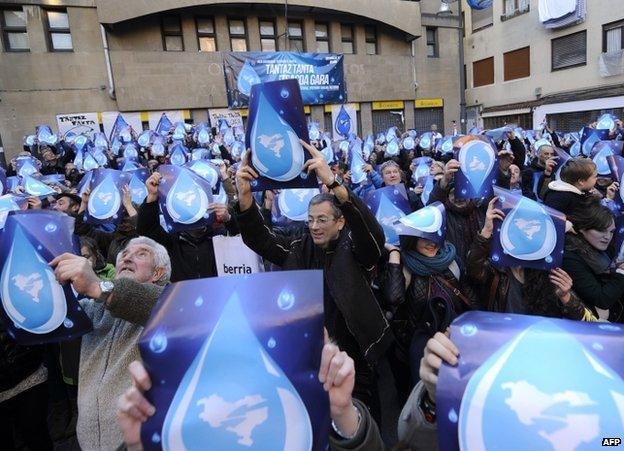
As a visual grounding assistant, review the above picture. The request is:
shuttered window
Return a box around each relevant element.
[504,46,530,80]
[551,30,586,71]
[473,57,494,87]
[472,7,493,32]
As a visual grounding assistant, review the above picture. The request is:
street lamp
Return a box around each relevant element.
[437,0,467,134]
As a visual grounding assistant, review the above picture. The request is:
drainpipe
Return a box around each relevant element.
[100,24,116,100]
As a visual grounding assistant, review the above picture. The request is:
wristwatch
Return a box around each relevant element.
[97,280,115,303]
[326,174,343,190]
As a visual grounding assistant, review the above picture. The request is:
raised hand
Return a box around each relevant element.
[480,196,505,239]
[319,330,358,438]
[235,150,259,212]
[117,360,155,451]
[145,173,161,203]
[549,267,573,304]
[419,331,459,403]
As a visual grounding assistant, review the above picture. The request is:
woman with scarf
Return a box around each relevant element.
[563,201,624,322]
[467,197,596,321]
[382,203,478,398]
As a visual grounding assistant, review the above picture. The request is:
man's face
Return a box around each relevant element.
[42,149,57,163]
[382,166,401,185]
[431,124,438,133]
[307,202,344,249]
[115,243,162,283]
[538,146,554,165]
[53,197,78,214]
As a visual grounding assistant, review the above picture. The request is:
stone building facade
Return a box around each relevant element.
[0,0,463,158]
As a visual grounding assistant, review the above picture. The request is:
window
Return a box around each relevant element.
[472,7,493,32]
[603,19,624,53]
[503,0,530,17]
[288,20,304,52]
[45,9,72,51]
[315,22,330,52]
[341,24,354,54]
[426,27,438,58]
[1,8,29,52]
[259,19,277,52]
[551,30,586,71]
[504,46,530,80]
[229,18,247,52]
[365,25,377,55]
[162,16,183,51]
[197,17,216,52]
[473,57,494,87]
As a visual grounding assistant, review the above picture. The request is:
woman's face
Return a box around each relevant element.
[580,219,615,251]
[416,238,439,257]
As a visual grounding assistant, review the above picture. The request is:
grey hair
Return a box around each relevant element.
[308,193,343,219]
[380,160,400,175]
[118,236,171,283]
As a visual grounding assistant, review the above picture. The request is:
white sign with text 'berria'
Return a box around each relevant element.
[212,235,264,277]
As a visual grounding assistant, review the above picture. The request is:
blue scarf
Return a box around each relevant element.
[403,242,457,277]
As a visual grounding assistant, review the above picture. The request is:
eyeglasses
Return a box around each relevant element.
[305,216,338,227]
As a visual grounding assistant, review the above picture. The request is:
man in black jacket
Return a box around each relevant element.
[235,141,392,421]
[137,172,238,282]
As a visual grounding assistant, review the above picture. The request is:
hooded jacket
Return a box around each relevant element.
[543,179,592,216]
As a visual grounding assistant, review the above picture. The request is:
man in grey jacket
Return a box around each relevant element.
[51,236,171,451]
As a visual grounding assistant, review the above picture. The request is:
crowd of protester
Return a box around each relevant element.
[1,113,623,450]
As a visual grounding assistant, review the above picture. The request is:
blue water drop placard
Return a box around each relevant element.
[138,270,328,451]
[272,188,320,225]
[491,186,566,270]
[157,165,215,233]
[364,185,412,246]
[454,135,498,200]
[0,210,92,344]
[245,79,317,191]
[437,311,624,451]
[85,168,132,226]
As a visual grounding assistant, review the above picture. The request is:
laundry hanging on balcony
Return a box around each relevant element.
[538,0,586,29]
[467,0,493,9]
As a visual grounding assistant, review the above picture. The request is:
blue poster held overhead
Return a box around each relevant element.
[0,194,28,214]
[365,185,412,245]
[0,210,92,344]
[580,127,609,157]
[157,165,214,232]
[138,270,328,451]
[491,186,566,270]
[85,168,132,225]
[607,155,624,213]
[245,79,317,191]
[592,141,623,176]
[454,135,498,199]
[272,188,320,225]
[393,202,447,245]
[224,52,345,108]
[437,311,624,451]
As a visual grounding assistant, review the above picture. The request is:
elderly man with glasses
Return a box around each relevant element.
[235,142,392,423]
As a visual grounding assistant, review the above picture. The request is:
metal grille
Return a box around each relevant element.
[372,110,404,135]
[414,107,445,134]
[483,113,532,130]
[549,107,624,132]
